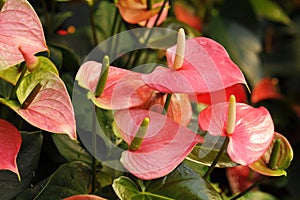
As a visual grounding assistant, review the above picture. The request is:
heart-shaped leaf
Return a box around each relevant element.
[0,71,76,140]
[33,161,91,199]
[187,141,237,168]
[0,119,22,178]
[113,164,222,200]
[0,0,48,70]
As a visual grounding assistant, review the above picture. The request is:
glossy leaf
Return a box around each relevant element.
[250,0,291,25]
[0,0,48,70]
[0,131,43,200]
[114,109,203,180]
[0,72,76,140]
[199,102,274,165]
[34,161,91,199]
[187,141,237,168]
[52,134,93,165]
[64,194,106,200]
[113,164,222,200]
[249,132,293,176]
[0,119,21,178]
[142,37,247,94]
[76,61,152,110]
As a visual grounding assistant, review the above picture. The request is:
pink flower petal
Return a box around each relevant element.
[198,103,274,165]
[0,119,22,179]
[76,61,152,110]
[17,73,76,140]
[0,0,48,70]
[64,195,106,200]
[142,37,247,94]
[114,109,203,180]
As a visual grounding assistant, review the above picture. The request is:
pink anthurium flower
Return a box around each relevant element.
[0,119,22,180]
[198,101,274,165]
[139,92,192,126]
[142,36,247,95]
[0,72,77,140]
[114,109,203,180]
[75,61,153,110]
[64,194,106,200]
[115,0,169,27]
[0,0,48,71]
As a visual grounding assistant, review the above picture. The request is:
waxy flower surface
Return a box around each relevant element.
[198,102,274,165]
[0,0,48,70]
[114,109,203,180]
[75,61,153,110]
[142,37,247,95]
[0,119,22,179]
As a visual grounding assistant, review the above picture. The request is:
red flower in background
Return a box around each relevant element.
[115,0,169,27]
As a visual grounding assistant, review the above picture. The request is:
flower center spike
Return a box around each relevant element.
[226,95,236,135]
[172,28,185,70]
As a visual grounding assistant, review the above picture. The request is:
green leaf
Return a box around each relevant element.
[52,134,93,165]
[187,135,237,168]
[33,56,59,75]
[0,64,21,85]
[113,164,222,200]
[243,191,278,200]
[0,131,43,200]
[209,16,263,86]
[0,77,13,98]
[250,0,292,25]
[33,161,92,200]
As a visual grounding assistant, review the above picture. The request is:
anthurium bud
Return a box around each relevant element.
[173,28,185,70]
[19,46,39,72]
[226,95,236,135]
[95,55,110,97]
[129,117,150,151]
[249,132,293,176]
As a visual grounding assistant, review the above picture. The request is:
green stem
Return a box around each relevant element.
[91,105,97,193]
[110,9,122,58]
[9,63,26,100]
[203,136,229,179]
[89,3,98,46]
[162,93,172,115]
[230,176,267,200]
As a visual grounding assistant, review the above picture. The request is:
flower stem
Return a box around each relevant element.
[91,105,97,193]
[9,63,26,100]
[230,176,267,200]
[203,136,229,179]
[89,2,98,46]
[162,93,172,115]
